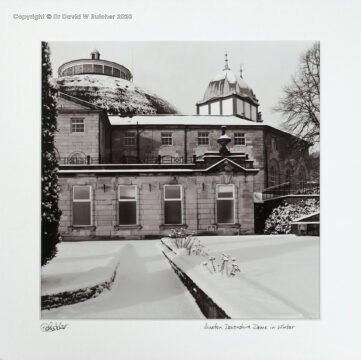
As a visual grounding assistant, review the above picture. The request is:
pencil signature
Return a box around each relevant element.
[40,322,69,332]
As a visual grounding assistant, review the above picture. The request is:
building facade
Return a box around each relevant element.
[54,51,312,240]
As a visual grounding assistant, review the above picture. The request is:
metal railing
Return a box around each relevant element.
[59,156,100,165]
[262,181,320,201]
[59,155,201,165]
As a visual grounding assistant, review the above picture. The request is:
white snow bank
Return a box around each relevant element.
[41,241,123,295]
[162,235,319,319]
[42,241,204,319]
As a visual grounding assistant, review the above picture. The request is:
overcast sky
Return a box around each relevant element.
[49,41,314,129]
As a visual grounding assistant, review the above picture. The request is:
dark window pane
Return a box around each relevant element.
[164,200,182,224]
[164,186,181,199]
[94,64,103,74]
[104,65,112,75]
[73,65,82,74]
[119,186,136,199]
[113,68,121,78]
[217,185,234,198]
[83,64,93,73]
[74,186,90,200]
[73,202,91,225]
[217,200,234,223]
[119,201,136,225]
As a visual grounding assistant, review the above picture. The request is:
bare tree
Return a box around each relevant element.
[275,43,320,147]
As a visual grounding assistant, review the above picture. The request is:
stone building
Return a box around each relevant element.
[54,51,313,240]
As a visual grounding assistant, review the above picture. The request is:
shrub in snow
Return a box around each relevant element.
[203,254,241,277]
[41,42,62,266]
[168,228,207,256]
[264,199,320,235]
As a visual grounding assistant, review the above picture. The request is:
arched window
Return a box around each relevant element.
[269,160,280,187]
[69,152,86,164]
[285,168,292,183]
[298,166,307,189]
[270,166,277,187]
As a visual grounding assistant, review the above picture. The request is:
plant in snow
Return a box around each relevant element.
[203,254,241,277]
[168,228,200,255]
[264,199,319,234]
[41,42,62,266]
[191,239,208,257]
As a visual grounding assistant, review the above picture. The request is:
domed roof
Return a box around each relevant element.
[56,74,180,116]
[201,59,258,105]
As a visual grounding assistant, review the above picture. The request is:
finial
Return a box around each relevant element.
[217,126,231,156]
[224,53,230,70]
[240,63,244,78]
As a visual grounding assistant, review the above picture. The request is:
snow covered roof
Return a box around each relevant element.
[108,115,264,126]
[56,74,180,116]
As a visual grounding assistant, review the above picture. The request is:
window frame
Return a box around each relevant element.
[198,131,209,146]
[163,184,183,225]
[161,132,173,146]
[270,166,277,187]
[71,118,85,133]
[72,185,92,226]
[234,132,246,145]
[285,168,292,183]
[216,184,236,225]
[124,131,136,146]
[271,137,277,151]
[118,185,138,226]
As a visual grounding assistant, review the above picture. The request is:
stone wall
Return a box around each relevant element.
[264,128,312,186]
[111,125,266,193]
[55,112,100,160]
[58,172,255,240]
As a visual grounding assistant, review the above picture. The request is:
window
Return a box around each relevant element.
[234,132,246,145]
[270,166,277,186]
[104,65,112,75]
[83,64,93,73]
[271,137,277,150]
[216,184,235,224]
[73,65,83,74]
[69,152,86,164]
[164,185,182,225]
[198,132,209,146]
[285,168,292,183]
[71,118,84,133]
[73,186,92,226]
[161,132,173,146]
[298,167,306,185]
[94,64,103,74]
[124,131,136,146]
[210,101,220,115]
[118,185,137,225]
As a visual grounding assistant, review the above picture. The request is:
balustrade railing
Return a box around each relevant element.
[262,181,320,201]
[59,155,200,165]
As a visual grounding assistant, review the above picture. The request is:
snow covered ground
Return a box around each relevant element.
[162,235,319,319]
[42,241,122,296]
[42,241,204,319]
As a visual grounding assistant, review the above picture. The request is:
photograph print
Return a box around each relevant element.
[41,41,320,319]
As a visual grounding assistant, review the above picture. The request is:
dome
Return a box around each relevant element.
[56,50,180,116]
[56,74,180,116]
[202,68,258,105]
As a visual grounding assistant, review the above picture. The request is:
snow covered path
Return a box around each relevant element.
[42,241,204,319]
